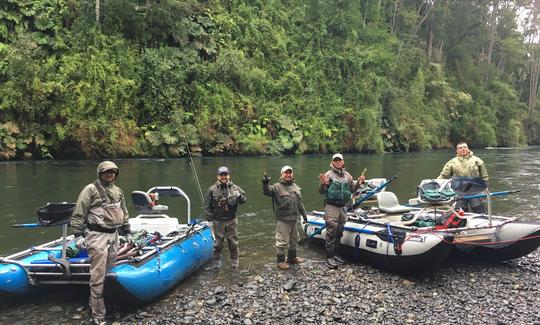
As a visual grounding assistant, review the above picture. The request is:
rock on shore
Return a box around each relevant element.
[1,252,539,325]
[119,253,539,325]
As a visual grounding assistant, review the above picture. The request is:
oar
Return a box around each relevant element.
[352,175,399,210]
[12,223,41,228]
[299,175,398,245]
[298,223,326,245]
[459,190,520,200]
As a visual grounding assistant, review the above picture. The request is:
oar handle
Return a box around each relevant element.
[12,223,41,228]
[299,224,327,245]
[461,189,520,200]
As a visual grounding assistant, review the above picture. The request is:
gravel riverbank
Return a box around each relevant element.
[2,251,539,325]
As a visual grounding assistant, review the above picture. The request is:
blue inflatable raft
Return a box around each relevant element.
[0,186,213,304]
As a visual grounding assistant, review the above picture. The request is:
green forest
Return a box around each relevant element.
[1,0,539,159]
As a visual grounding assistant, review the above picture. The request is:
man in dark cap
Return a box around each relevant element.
[204,166,247,270]
[70,161,131,325]
[263,165,308,269]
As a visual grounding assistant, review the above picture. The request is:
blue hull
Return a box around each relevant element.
[0,227,213,302]
[107,227,213,303]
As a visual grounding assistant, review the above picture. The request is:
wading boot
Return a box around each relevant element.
[333,255,345,265]
[91,317,107,325]
[325,257,338,269]
[286,250,305,264]
[231,258,239,271]
[277,254,289,270]
[212,257,222,272]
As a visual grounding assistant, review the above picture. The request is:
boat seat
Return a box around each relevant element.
[132,191,168,214]
[377,192,412,214]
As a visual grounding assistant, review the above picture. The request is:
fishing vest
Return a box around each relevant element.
[87,181,125,230]
[326,180,352,207]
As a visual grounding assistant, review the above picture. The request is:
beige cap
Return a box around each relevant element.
[332,153,344,160]
[280,165,293,173]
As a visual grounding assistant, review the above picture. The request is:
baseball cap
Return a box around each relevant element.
[280,165,293,173]
[217,166,230,175]
[332,153,344,161]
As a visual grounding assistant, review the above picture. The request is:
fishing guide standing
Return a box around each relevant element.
[262,165,308,269]
[319,154,365,269]
[204,166,247,270]
[70,161,132,325]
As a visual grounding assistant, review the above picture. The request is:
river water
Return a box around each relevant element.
[1,148,539,258]
[0,148,539,313]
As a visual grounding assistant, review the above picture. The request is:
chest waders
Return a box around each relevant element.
[89,181,124,229]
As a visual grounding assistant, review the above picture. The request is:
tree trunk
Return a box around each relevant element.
[529,51,540,121]
[391,0,400,34]
[485,0,499,82]
[96,0,100,23]
[427,22,434,62]
[363,0,370,29]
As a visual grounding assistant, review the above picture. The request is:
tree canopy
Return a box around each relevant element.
[1,0,539,159]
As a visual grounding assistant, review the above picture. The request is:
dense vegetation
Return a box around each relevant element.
[1,0,539,159]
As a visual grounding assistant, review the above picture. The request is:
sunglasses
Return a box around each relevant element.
[219,173,229,176]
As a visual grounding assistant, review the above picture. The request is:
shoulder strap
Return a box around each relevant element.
[93,180,111,204]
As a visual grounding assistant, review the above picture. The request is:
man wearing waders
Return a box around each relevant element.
[204,166,247,271]
[70,161,132,325]
[319,154,365,269]
[437,142,489,213]
[262,165,308,269]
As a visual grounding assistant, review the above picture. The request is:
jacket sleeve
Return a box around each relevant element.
[347,173,358,192]
[262,181,275,197]
[119,188,131,234]
[297,190,307,218]
[69,184,93,236]
[437,160,453,179]
[477,158,489,183]
[236,186,247,205]
[204,188,214,220]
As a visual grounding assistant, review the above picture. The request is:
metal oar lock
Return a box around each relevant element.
[458,190,521,226]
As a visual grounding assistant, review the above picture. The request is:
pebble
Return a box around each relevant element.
[1,252,539,324]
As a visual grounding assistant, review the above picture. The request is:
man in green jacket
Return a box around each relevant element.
[438,142,489,213]
[70,161,131,325]
[204,166,247,270]
[319,154,365,269]
[263,165,307,270]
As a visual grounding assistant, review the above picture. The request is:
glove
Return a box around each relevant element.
[262,173,271,183]
[125,233,133,245]
[74,236,86,249]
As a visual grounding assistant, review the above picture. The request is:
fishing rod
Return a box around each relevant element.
[181,132,205,205]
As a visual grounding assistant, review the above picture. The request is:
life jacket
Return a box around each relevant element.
[417,181,455,203]
[326,180,352,206]
[435,210,466,229]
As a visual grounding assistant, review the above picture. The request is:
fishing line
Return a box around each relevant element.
[181,132,205,206]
